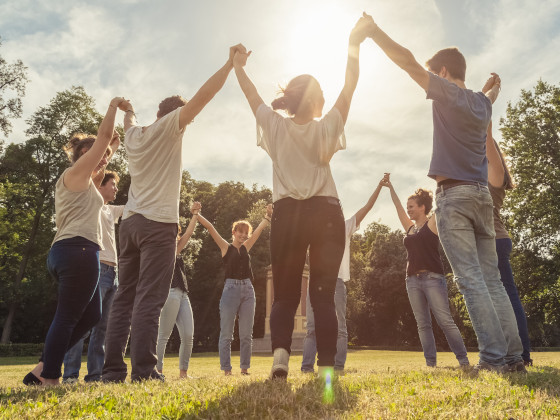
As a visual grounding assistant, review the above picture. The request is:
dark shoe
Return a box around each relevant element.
[241,371,250,376]
[132,370,165,383]
[523,359,533,367]
[23,372,42,386]
[504,361,528,374]
[470,361,503,376]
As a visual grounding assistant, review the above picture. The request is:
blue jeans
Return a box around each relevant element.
[435,185,523,366]
[405,272,469,366]
[156,288,194,372]
[496,238,531,362]
[219,279,255,371]
[42,237,102,379]
[301,278,348,371]
[63,263,117,381]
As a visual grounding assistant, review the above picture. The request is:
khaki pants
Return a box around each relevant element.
[102,214,177,382]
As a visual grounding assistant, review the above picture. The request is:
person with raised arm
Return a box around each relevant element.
[23,97,127,386]
[232,16,370,380]
[102,44,247,383]
[301,176,387,374]
[197,204,273,376]
[156,201,201,379]
[362,13,523,373]
[382,174,469,368]
[485,120,532,366]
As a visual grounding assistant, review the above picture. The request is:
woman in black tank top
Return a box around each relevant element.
[382,175,469,368]
[198,204,273,376]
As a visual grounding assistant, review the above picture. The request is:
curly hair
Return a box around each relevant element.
[408,188,433,215]
[232,220,253,236]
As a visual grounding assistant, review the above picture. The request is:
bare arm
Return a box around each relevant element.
[333,16,368,123]
[108,130,121,159]
[65,97,126,192]
[243,204,272,252]
[122,100,136,133]
[382,178,414,232]
[482,73,501,104]
[364,13,430,91]
[179,44,246,129]
[353,181,384,226]
[233,51,265,116]
[197,213,229,256]
[486,120,505,187]
[177,202,201,254]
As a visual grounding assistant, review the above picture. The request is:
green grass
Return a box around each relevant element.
[1,350,560,419]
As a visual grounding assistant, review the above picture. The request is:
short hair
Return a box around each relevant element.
[157,95,188,118]
[101,170,120,186]
[426,47,466,81]
[232,220,253,236]
[271,74,323,116]
[408,188,433,215]
[63,133,112,163]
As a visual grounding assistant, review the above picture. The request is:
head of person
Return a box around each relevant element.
[407,188,433,221]
[271,75,325,118]
[232,220,253,243]
[157,95,188,119]
[426,47,466,82]
[64,133,112,174]
[97,170,120,202]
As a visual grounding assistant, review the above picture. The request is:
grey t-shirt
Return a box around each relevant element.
[426,72,492,185]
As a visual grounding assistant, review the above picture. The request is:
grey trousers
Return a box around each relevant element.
[102,214,177,382]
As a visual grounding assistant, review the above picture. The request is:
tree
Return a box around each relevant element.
[0,38,29,137]
[0,87,102,343]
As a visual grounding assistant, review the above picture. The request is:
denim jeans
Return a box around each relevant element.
[42,237,102,379]
[301,278,347,371]
[156,287,194,372]
[63,263,117,381]
[496,238,531,362]
[405,272,469,366]
[219,279,255,371]
[270,196,345,367]
[435,185,523,366]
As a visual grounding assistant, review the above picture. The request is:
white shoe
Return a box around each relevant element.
[270,348,289,380]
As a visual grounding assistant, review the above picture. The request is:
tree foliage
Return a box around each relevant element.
[0,38,29,137]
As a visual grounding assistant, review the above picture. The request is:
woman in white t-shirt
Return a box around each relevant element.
[232,16,370,380]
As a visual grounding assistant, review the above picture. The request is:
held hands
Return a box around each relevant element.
[482,73,501,94]
[109,130,120,148]
[379,172,391,188]
[110,97,126,109]
[229,44,248,65]
[360,12,379,39]
[350,14,373,44]
[233,50,252,69]
[190,201,202,215]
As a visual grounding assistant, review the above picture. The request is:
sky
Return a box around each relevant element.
[1,0,559,232]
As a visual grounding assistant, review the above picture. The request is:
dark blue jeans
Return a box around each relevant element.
[496,238,531,362]
[270,196,345,367]
[42,237,101,379]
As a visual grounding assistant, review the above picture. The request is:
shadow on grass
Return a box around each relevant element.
[189,376,359,419]
[505,365,560,396]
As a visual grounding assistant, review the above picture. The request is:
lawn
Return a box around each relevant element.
[1,350,559,419]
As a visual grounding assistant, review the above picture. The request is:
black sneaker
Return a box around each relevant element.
[132,370,165,383]
[523,359,533,367]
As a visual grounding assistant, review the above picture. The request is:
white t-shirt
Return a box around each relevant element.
[99,204,124,264]
[256,104,346,202]
[123,108,185,223]
[338,215,359,281]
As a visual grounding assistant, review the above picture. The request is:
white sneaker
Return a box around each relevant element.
[62,377,79,385]
[270,348,289,380]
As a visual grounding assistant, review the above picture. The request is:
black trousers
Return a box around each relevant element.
[269,196,345,366]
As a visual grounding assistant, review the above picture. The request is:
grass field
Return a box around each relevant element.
[1,350,559,419]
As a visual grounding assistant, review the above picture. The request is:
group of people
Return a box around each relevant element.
[23,11,531,386]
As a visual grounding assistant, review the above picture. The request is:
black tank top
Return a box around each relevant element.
[170,255,188,293]
[402,222,444,277]
[223,244,253,281]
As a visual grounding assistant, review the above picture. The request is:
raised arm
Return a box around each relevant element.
[177,202,201,254]
[482,72,501,105]
[243,204,272,252]
[233,50,265,116]
[122,100,136,133]
[197,213,230,257]
[364,13,429,91]
[65,97,127,192]
[353,177,386,226]
[333,15,368,123]
[485,120,505,187]
[179,44,246,129]
[381,176,414,232]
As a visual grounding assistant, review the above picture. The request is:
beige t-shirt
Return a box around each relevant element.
[52,168,104,247]
[256,104,346,202]
[338,215,359,281]
[98,204,124,264]
[123,108,185,223]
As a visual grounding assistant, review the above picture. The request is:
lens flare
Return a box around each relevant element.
[322,367,335,404]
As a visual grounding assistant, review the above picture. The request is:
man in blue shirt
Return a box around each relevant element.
[362,13,524,373]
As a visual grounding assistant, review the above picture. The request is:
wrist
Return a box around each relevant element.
[264,216,271,222]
